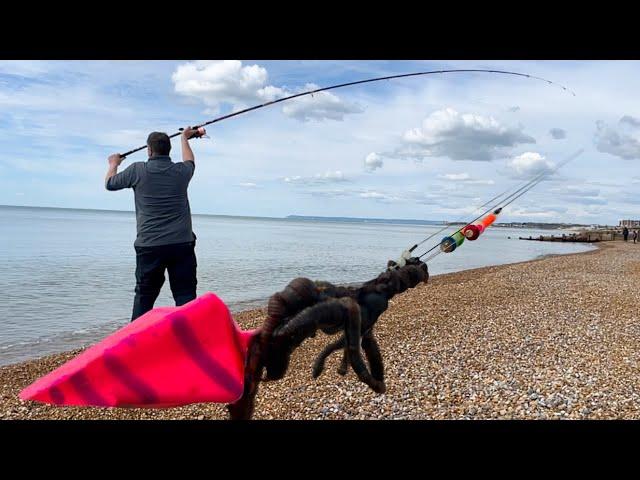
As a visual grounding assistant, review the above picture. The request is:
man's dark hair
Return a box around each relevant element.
[147,132,171,156]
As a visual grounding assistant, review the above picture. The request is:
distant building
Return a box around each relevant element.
[619,219,640,227]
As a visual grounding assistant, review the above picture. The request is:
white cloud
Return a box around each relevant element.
[438,172,495,185]
[305,186,481,210]
[462,179,495,185]
[308,189,351,198]
[558,186,608,205]
[586,180,624,188]
[172,60,281,111]
[507,206,569,218]
[358,190,402,203]
[359,191,386,199]
[554,185,600,197]
[283,170,348,185]
[236,182,258,188]
[440,173,470,181]
[506,152,555,179]
[595,117,640,160]
[397,108,535,161]
[307,188,399,203]
[281,83,363,122]
[569,196,608,205]
[364,152,383,172]
[172,61,362,122]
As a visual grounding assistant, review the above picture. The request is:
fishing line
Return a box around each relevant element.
[405,187,514,255]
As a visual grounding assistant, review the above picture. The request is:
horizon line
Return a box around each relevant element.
[0,204,444,223]
[0,203,608,226]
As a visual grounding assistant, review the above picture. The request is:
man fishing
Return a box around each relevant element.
[105,127,199,321]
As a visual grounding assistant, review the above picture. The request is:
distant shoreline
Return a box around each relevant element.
[0,204,604,230]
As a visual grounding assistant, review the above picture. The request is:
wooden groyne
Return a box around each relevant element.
[519,231,619,243]
[520,235,599,243]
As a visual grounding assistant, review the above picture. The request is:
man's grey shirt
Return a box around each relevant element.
[106,155,196,247]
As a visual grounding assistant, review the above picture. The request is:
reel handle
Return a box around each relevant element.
[179,126,207,139]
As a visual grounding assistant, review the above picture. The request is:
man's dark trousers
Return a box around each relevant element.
[132,240,197,321]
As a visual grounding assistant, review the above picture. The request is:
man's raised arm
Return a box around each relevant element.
[105,154,137,191]
[181,127,196,165]
[105,154,124,189]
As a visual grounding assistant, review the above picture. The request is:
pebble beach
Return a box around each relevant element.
[1,241,639,420]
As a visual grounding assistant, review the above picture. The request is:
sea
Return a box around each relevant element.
[0,205,595,366]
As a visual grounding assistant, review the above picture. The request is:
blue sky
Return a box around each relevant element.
[0,60,638,224]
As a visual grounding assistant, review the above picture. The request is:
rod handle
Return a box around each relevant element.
[179,126,207,139]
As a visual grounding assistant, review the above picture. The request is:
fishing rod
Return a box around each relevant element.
[118,69,576,159]
[416,168,555,258]
[418,148,584,260]
[389,187,516,267]
[416,149,585,262]
[393,155,575,267]
[407,177,544,256]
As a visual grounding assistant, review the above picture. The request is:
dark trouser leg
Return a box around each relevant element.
[132,246,166,321]
[167,241,198,306]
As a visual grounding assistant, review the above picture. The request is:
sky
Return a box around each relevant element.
[0,59,638,225]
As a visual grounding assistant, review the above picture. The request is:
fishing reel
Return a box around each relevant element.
[179,126,209,140]
[387,250,421,271]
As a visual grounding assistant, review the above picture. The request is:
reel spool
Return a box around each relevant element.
[462,207,502,242]
[440,231,465,253]
[462,224,481,240]
[179,126,208,139]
